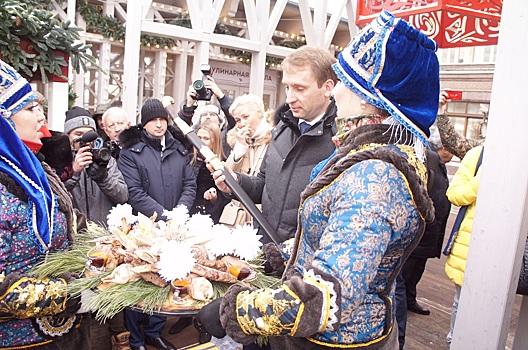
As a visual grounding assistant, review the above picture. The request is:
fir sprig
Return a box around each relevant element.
[88,279,171,322]
[30,225,110,279]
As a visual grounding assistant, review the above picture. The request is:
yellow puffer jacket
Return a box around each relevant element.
[445,146,483,286]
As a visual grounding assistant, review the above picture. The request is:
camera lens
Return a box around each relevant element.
[93,148,111,164]
[193,80,205,91]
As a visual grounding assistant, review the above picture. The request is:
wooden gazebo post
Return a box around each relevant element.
[451,1,528,347]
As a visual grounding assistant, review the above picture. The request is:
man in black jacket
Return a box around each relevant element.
[118,99,196,350]
[214,46,338,246]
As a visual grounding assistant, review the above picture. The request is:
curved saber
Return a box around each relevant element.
[167,109,280,245]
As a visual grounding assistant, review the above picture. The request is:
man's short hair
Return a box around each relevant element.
[282,45,337,87]
[102,107,129,125]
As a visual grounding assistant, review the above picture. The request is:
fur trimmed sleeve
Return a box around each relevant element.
[219,269,341,344]
[0,274,70,320]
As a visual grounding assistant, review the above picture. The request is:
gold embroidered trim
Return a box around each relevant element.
[1,339,54,349]
[0,277,67,319]
[307,325,393,348]
[236,286,301,336]
[282,284,303,336]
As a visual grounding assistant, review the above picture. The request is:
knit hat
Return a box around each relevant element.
[332,10,440,156]
[64,106,96,135]
[193,104,225,129]
[0,59,36,119]
[141,98,168,125]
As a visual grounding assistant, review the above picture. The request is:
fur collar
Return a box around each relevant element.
[119,124,191,150]
[302,123,433,222]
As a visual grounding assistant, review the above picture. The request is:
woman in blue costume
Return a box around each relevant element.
[197,11,438,350]
[0,59,89,349]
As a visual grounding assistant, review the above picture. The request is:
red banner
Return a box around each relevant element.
[356,0,502,48]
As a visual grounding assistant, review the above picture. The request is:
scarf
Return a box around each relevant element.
[332,114,388,147]
[0,116,56,252]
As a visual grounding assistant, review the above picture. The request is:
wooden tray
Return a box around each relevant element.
[94,278,210,316]
[127,291,208,316]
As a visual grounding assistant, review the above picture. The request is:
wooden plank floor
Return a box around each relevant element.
[90,211,523,349]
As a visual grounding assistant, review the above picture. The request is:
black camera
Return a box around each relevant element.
[79,132,111,166]
[192,64,213,101]
[104,140,120,159]
[80,144,111,166]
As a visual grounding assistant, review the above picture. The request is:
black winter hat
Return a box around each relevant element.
[141,99,168,125]
[64,106,96,134]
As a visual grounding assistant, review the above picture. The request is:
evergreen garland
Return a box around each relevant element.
[0,0,96,82]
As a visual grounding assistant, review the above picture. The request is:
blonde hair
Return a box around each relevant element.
[229,94,265,120]
[282,46,337,87]
[192,121,224,164]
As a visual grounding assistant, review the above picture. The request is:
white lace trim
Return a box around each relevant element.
[303,268,339,332]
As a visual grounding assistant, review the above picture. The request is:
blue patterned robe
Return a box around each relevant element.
[220,137,433,350]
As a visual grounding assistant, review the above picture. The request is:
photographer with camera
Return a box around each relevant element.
[178,65,236,157]
[63,107,131,348]
[64,106,129,225]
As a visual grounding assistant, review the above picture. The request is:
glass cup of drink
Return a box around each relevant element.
[86,244,110,273]
[171,273,192,304]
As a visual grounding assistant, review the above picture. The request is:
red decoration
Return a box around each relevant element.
[18,39,69,83]
[355,0,502,48]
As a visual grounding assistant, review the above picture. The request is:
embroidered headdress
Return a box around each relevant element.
[0,59,56,252]
[332,10,440,159]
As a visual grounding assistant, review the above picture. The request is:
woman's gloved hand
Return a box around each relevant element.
[263,242,286,275]
[54,273,82,318]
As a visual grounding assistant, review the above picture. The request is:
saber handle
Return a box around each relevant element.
[171,114,281,245]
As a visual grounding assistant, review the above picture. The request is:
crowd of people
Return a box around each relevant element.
[0,9,492,350]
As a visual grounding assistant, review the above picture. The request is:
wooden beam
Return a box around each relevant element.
[266,44,294,57]
[324,0,347,49]
[141,21,261,51]
[172,44,190,104]
[298,0,315,45]
[96,1,115,106]
[141,0,153,20]
[313,1,327,46]
[122,1,143,120]
[52,0,68,21]
[209,0,226,33]
[243,0,259,41]
[187,0,203,31]
[345,0,358,40]
[453,1,528,348]
[153,51,167,99]
[249,0,270,97]
[266,0,288,44]
[114,3,127,22]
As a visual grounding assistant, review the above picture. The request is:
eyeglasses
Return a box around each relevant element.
[105,121,127,130]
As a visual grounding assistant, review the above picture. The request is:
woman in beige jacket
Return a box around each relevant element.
[225,94,272,176]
